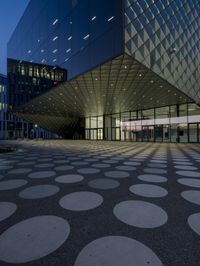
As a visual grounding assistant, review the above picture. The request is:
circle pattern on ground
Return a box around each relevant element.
[88,179,120,190]
[8,168,32,174]
[0,180,27,190]
[188,213,200,236]
[74,236,163,266]
[55,174,84,183]
[115,165,136,171]
[0,215,70,263]
[91,163,111,168]
[19,185,60,199]
[105,171,130,179]
[77,168,100,174]
[138,174,167,183]
[28,171,56,179]
[181,190,200,205]
[59,191,103,211]
[176,171,200,177]
[54,165,74,171]
[144,168,167,174]
[174,165,197,170]
[123,161,141,166]
[177,178,200,188]
[0,202,17,222]
[113,200,168,228]
[35,163,55,168]
[129,184,168,198]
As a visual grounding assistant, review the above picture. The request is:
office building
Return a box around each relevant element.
[7,0,200,142]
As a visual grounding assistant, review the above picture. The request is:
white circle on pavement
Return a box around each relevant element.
[102,160,119,164]
[113,200,168,228]
[0,165,13,170]
[88,179,120,190]
[35,163,55,168]
[53,160,69,164]
[105,171,130,179]
[77,168,100,174]
[144,168,167,174]
[74,236,163,266]
[115,165,136,171]
[138,174,167,183]
[17,162,35,166]
[0,180,28,190]
[147,164,167,169]
[0,202,17,222]
[55,174,84,183]
[174,165,198,170]
[8,168,32,174]
[19,185,60,199]
[91,163,111,169]
[59,191,103,211]
[181,190,200,205]
[54,165,74,171]
[177,178,200,188]
[0,215,70,263]
[129,184,168,198]
[28,171,56,179]
[71,161,89,166]
[176,171,200,177]
[123,161,141,166]
[188,213,200,236]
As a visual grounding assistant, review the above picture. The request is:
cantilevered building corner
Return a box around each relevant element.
[7,0,200,142]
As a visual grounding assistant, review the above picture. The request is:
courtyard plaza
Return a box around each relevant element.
[0,140,200,265]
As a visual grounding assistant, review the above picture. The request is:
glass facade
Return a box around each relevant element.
[86,103,200,143]
[8,0,123,80]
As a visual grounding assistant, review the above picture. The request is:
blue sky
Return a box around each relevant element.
[0,0,29,75]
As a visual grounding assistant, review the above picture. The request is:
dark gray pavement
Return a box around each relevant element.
[0,140,200,266]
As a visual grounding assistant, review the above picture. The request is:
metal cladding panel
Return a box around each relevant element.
[124,0,200,105]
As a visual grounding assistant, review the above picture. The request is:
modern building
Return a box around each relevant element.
[7,0,200,142]
[0,73,55,139]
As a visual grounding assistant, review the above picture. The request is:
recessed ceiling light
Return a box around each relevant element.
[150,80,154,83]
[52,19,59,25]
[91,16,96,21]
[53,36,58,41]
[139,74,142,77]
[107,16,114,22]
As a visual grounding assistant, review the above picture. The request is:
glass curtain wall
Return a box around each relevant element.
[85,103,200,142]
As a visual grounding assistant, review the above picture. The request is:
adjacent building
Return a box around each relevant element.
[7,0,200,142]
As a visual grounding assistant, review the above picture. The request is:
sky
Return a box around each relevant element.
[0,0,29,75]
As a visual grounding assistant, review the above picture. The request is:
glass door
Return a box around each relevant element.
[189,123,198,142]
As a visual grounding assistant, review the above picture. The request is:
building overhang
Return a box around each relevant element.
[13,53,193,135]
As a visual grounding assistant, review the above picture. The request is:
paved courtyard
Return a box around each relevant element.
[0,140,200,266]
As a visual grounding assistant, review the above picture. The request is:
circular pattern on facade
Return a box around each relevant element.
[28,171,56,179]
[35,163,55,168]
[19,185,60,199]
[0,215,70,263]
[115,165,136,171]
[54,165,74,171]
[88,178,120,190]
[129,184,168,198]
[177,178,200,188]
[0,180,28,190]
[55,174,84,183]
[113,200,168,228]
[144,168,167,174]
[104,171,130,179]
[181,190,200,205]
[59,191,103,211]
[74,236,163,266]
[77,168,100,174]
[138,174,167,183]
[8,168,32,174]
[91,163,111,169]
[176,171,200,177]
[188,213,200,236]
[0,202,17,222]
[174,165,198,170]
